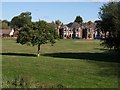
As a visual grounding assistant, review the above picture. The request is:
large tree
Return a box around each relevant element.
[99,2,120,51]
[74,16,83,24]
[11,12,32,29]
[17,20,58,56]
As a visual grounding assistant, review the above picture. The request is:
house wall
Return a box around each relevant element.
[2,34,10,37]
[59,24,106,40]
[63,27,83,39]
[87,28,95,39]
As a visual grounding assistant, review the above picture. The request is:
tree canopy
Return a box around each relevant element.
[87,21,93,25]
[0,20,10,29]
[98,2,120,51]
[55,20,61,25]
[17,20,58,56]
[11,12,32,29]
[74,16,83,24]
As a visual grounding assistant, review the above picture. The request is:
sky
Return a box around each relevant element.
[2,2,106,24]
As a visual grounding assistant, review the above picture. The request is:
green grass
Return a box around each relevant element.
[2,38,119,88]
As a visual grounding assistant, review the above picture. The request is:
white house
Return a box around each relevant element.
[9,29,14,36]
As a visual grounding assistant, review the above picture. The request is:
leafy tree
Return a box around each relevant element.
[11,12,32,29]
[87,21,93,25]
[99,2,120,51]
[2,20,10,26]
[0,21,10,29]
[95,20,104,37]
[17,20,58,56]
[55,20,61,25]
[95,20,101,30]
[54,20,64,29]
[74,16,83,24]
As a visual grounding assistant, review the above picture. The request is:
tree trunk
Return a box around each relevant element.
[37,44,40,57]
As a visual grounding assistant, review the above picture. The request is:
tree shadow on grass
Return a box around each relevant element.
[1,52,119,63]
[42,52,119,63]
[94,48,109,51]
[1,52,36,57]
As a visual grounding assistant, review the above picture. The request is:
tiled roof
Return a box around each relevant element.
[87,23,96,29]
[2,29,11,34]
[66,22,81,29]
[48,23,57,28]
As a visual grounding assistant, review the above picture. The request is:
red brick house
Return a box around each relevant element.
[2,29,11,37]
[2,29,20,37]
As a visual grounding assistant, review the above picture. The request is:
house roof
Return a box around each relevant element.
[2,29,11,34]
[48,23,57,28]
[66,22,81,29]
[87,23,96,29]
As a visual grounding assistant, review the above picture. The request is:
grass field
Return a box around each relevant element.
[2,38,119,88]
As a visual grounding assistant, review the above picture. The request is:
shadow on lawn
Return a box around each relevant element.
[94,48,109,51]
[42,52,119,63]
[1,52,36,57]
[1,52,119,63]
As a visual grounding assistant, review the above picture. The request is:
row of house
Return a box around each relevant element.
[1,22,104,39]
[57,22,103,39]
[62,22,95,39]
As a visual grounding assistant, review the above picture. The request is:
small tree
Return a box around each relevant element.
[74,16,83,24]
[87,21,93,25]
[55,20,61,25]
[17,20,58,56]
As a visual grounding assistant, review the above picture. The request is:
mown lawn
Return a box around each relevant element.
[2,38,119,88]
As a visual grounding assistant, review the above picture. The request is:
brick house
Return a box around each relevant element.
[48,22,104,40]
[2,29,20,37]
[63,22,82,39]
[63,22,97,39]
[2,29,11,37]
